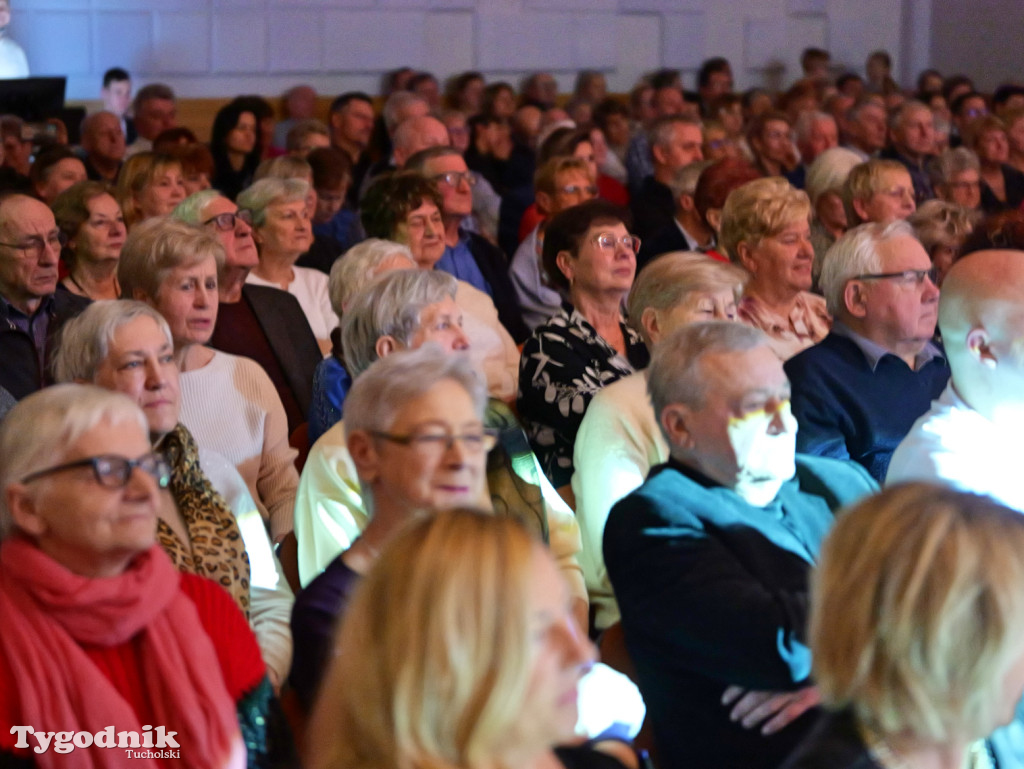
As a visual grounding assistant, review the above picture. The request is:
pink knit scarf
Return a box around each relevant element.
[0,538,244,769]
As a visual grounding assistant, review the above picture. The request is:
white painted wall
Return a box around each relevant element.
[12,0,911,101]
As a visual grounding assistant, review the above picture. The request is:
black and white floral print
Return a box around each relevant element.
[516,305,649,488]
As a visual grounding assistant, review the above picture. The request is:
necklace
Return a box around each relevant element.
[68,271,119,301]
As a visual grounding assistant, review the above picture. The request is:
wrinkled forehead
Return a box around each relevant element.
[0,196,56,237]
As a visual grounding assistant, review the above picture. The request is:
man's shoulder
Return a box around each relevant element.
[793,454,879,506]
[243,281,299,307]
[465,230,506,260]
[785,333,866,377]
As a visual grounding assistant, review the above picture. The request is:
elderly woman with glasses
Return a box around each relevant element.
[53,299,294,689]
[290,345,493,708]
[517,198,649,498]
[0,385,267,767]
[52,181,126,302]
[720,177,831,360]
[294,268,586,632]
[361,172,521,402]
[117,217,299,547]
[238,177,338,355]
[784,484,1024,769]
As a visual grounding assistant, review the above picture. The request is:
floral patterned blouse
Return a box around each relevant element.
[517,304,650,488]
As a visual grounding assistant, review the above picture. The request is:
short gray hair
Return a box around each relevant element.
[118,216,225,300]
[928,147,980,187]
[647,321,769,426]
[53,300,173,384]
[328,238,416,315]
[626,252,748,347]
[805,147,865,207]
[666,160,713,200]
[236,177,309,227]
[343,345,486,439]
[342,270,459,379]
[0,384,147,536]
[383,91,429,134]
[794,111,836,143]
[648,115,702,151]
[819,220,915,316]
[888,100,931,132]
[172,189,221,225]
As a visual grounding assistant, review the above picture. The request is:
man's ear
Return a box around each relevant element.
[347,431,381,485]
[651,142,667,167]
[375,336,400,360]
[6,484,45,538]
[844,280,869,319]
[660,403,695,450]
[966,327,997,369]
[705,208,723,232]
[679,193,697,213]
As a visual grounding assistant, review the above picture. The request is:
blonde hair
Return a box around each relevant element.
[908,200,978,256]
[842,159,909,226]
[626,252,748,346]
[812,483,1024,742]
[718,177,811,262]
[307,509,540,769]
[117,216,225,301]
[115,151,183,230]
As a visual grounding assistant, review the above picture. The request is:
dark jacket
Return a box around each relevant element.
[213,284,322,421]
[604,455,877,769]
[465,231,530,343]
[0,290,90,400]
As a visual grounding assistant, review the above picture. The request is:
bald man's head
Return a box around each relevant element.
[940,249,1024,420]
[940,250,1024,342]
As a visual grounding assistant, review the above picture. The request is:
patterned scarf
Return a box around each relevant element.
[158,424,252,618]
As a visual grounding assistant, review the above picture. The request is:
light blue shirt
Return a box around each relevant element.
[436,232,491,296]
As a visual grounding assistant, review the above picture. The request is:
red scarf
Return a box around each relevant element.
[0,538,244,769]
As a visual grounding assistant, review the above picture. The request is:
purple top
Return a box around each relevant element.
[288,554,361,709]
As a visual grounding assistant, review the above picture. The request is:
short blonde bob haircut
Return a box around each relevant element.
[626,252,748,347]
[306,508,542,769]
[115,151,183,231]
[117,216,225,301]
[842,159,908,226]
[812,483,1024,743]
[718,177,811,262]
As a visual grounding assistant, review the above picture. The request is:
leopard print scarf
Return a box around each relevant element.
[157,424,252,618]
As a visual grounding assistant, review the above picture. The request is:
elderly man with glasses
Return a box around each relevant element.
[784,220,949,482]
[405,146,529,343]
[172,190,322,435]
[0,193,88,400]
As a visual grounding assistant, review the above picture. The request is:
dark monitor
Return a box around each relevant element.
[0,77,66,122]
